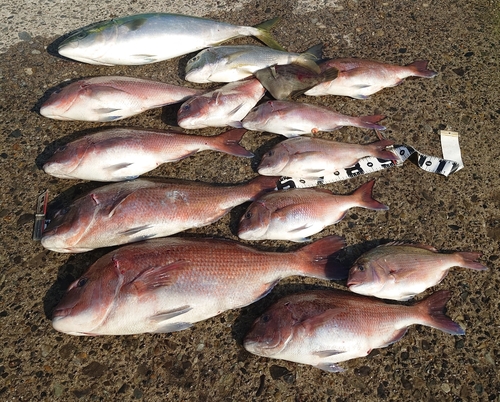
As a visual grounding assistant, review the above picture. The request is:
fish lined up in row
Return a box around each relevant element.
[51,235,346,335]
[244,289,464,372]
[41,176,278,253]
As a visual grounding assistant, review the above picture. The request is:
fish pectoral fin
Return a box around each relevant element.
[313,349,346,358]
[119,224,154,236]
[131,260,191,292]
[228,103,244,116]
[93,107,121,114]
[300,307,348,334]
[315,362,345,373]
[105,162,134,171]
[150,305,193,322]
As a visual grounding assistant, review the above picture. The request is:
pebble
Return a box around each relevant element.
[441,383,451,393]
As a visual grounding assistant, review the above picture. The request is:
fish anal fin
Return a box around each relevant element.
[379,327,408,348]
[315,362,345,373]
[152,320,193,333]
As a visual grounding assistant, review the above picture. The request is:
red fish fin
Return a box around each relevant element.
[369,139,399,161]
[351,180,388,211]
[294,235,347,280]
[357,114,386,130]
[379,328,408,348]
[301,307,348,334]
[454,252,488,271]
[415,290,465,335]
[315,362,345,373]
[246,176,279,200]
[130,260,190,293]
[406,60,438,78]
[212,128,254,158]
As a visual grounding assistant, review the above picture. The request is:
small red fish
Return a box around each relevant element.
[305,59,437,99]
[244,289,464,372]
[238,180,388,241]
[348,243,487,300]
[43,127,253,182]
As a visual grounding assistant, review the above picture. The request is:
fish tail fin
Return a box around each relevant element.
[351,180,389,211]
[356,114,386,130]
[415,290,465,335]
[253,17,286,51]
[369,138,399,161]
[294,235,347,280]
[294,43,323,73]
[246,175,279,199]
[406,60,438,78]
[320,67,339,82]
[454,252,488,271]
[212,128,254,158]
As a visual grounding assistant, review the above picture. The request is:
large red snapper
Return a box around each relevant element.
[257,136,398,178]
[348,243,487,300]
[41,176,279,253]
[43,127,253,182]
[39,76,202,122]
[177,79,266,129]
[51,236,346,335]
[238,180,388,242]
[244,289,464,372]
[241,100,385,137]
[305,59,437,99]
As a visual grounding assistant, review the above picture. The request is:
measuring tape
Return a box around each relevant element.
[276,131,463,189]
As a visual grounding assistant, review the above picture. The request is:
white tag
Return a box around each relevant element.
[440,130,463,172]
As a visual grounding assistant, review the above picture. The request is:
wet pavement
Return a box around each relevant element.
[1,1,499,400]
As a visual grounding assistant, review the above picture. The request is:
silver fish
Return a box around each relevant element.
[185,44,322,83]
[58,13,284,66]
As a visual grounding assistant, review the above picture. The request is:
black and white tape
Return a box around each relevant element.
[276,131,463,190]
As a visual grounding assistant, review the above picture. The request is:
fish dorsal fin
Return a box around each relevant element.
[130,260,190,292]
[379,242,438,253]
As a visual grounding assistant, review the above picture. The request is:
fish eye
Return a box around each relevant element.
[244,211,252,219]
[181,104,191,112]
[73,31,88,40]
[357,265,364,272]
[77,278,88,287]
[261,314,271,323]
[267,150,274,157]
[56,144,68,153]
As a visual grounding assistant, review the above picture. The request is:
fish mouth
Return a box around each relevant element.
[346,280,359,287]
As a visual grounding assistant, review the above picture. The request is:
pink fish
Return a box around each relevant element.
[43,127,253,181]
[40,76,202,121]
[257,136,398,178]
[177,78,266,129]
[244,289,464,372]
[41,176,279,253]
[241,100,385,137]
[238,180,388,241]
[51,235,346,335]
[305,59,437,99]
[347,243,487,300]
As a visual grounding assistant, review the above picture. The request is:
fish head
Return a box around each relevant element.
[40,80,94,121]
[177,96,210,129]
[257,145,290,176]
[238,200,272,240]
[52,256,124,335]
[185,48,221,83]
[347,257,385,295]
[43,139,93,179]
[41,200,96,253]
[58,20,118,65]
[243,300,296,357]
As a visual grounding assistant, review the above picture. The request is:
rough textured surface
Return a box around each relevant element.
[1,1,499,401]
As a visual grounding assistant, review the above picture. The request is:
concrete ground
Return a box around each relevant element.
[1,0,499,401]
